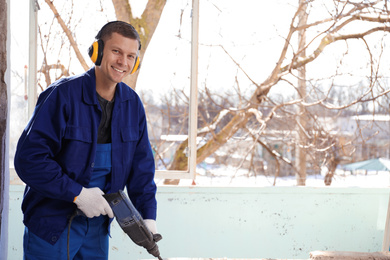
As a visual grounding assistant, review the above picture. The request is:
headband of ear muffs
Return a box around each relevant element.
[88,37,140,74]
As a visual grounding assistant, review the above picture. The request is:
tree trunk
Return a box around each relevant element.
[112,0,167,89]
[295,0,308,186]
[324,156,340,186]
[169,113,251,171]
[0,0,9,258]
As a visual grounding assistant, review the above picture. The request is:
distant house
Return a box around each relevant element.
[339,114,390,160]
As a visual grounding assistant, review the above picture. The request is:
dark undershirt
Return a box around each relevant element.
[97,93,114,144]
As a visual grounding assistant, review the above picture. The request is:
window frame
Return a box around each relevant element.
[154,0,199,180]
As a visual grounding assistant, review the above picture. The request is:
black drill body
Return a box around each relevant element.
[103,190,163,260]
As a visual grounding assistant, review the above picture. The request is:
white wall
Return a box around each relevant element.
[9,185,390,259]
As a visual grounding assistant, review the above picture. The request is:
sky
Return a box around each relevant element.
[12,0,388,101]
[10,0,301,97]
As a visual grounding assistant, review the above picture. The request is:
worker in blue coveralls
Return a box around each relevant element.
[14,21,158,259]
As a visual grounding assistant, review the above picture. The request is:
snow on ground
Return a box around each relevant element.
[156,166,390,188]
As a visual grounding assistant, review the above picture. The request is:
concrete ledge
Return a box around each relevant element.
[310,251,390,260]
[9,185,390,259]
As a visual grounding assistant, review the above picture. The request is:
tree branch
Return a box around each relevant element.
[44,0,89,71]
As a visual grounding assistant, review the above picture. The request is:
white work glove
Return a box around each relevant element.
[144,219,158,234]
[74,187,114,218]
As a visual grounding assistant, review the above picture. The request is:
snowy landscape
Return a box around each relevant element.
[156,165,390,188]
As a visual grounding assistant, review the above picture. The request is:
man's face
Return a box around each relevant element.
[97,32,139,86]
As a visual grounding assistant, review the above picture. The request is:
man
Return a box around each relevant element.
[14,21,158,259]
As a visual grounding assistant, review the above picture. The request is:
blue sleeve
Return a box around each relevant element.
[14,85,83,202]
[126,97,157,220]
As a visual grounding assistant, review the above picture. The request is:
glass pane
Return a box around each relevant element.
[194,0,293,183]
[9,0,30,174]
[138,0,192,172]
[194,0,390,186]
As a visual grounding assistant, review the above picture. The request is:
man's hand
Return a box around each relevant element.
[74,187,114,218]
[144,219,158,234]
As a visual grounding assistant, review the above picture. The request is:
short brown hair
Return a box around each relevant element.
[96,21,141,50]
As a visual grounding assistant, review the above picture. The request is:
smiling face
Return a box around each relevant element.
[95,32,139,89]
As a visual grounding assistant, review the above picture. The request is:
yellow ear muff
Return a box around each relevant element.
[88,39,104,66]
[90,41,99,64]
[130,56,140,74]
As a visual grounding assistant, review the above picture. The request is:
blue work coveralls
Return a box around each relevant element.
[14,67,157,246]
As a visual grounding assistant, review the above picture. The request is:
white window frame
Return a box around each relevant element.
[154,0,199,180]
[28,0,39,118]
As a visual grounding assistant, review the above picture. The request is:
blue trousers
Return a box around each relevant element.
[24,144,112,260]
[23,215,109,260]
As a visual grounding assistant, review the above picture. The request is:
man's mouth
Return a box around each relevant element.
[112,66,125,73]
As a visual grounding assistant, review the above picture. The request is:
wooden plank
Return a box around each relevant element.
[310,251,390,260]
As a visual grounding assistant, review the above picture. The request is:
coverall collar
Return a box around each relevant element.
[82,67,135,105]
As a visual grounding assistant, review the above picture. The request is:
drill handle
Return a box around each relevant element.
[153,233,162,243]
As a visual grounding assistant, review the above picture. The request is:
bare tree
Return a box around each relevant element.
[38,0,390,186]
[295,0,309,186]
[166,0,390,185]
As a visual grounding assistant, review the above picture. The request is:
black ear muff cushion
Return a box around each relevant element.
[95,39,104,66]
[88,39,104,66]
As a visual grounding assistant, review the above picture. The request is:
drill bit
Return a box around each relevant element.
[157,256,163,260]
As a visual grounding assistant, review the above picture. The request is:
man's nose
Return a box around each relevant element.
[117,55,128,66]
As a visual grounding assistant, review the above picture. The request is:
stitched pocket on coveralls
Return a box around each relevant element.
[64,126,92,143]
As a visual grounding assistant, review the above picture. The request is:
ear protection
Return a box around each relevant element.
[88,38,140,74]
[88,39,104,67]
